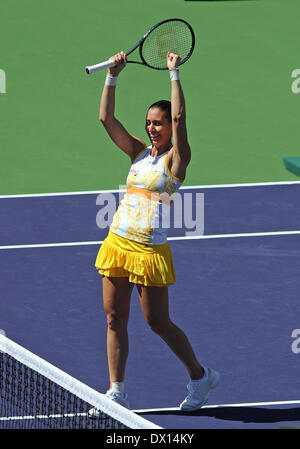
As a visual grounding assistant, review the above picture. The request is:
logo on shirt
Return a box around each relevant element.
[129,168,138,176]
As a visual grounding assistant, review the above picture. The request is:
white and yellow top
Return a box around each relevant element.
[109,146,183,245]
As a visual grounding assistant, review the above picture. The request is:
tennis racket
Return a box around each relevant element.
[85,18,195,75]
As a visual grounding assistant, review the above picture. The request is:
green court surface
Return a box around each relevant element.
[0,0,299,195]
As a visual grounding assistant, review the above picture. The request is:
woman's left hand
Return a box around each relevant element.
[167,51,181,71]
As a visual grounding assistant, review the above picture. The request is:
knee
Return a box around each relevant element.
[145,316,171,336]
[106,312,128,332]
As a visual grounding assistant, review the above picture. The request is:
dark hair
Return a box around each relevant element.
[148,100,171,123]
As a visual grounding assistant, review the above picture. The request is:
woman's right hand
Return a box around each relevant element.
[108,51,127,77]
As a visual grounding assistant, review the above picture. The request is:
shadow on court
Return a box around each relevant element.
[140,407,300,424]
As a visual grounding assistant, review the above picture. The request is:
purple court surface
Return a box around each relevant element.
[1,182,300,429]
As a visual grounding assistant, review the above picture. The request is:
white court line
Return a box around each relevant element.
[0,241,103,250]
[168,230,300,240]
[1,399,299,423]
[0,412,87,422]
[1,230,300,250]
[133,399,300,414]
[0,180,300,199]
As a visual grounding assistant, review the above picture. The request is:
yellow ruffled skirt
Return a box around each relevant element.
[95,231,176,287]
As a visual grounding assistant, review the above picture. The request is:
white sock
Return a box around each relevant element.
[110,382,125,393]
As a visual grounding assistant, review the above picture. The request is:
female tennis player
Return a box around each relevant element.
[92,51,220,413]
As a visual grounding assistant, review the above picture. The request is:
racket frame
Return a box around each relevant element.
[85,18,195,74]
[135,18,195,70]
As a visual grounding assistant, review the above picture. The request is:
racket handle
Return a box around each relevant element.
[85,59,115,75]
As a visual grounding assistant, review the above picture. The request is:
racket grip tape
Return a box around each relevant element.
[85,59,116,75]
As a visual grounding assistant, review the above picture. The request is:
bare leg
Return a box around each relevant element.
[136,285,204,380]
[102,276,134,385]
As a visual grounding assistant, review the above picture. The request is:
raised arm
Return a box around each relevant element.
[99,51,146,162]
[167,52,191,181]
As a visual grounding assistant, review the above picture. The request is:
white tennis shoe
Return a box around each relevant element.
[105,390,130,409]
[88,391,130,418]
[180,367,220,412]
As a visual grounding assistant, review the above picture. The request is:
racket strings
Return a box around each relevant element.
[141,21,194,70]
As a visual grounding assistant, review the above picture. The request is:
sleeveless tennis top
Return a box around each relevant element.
[109,146,183,245]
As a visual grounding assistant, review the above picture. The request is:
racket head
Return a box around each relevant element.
[139,18,195,70]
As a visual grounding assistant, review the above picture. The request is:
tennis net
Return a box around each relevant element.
[0,334,161,429]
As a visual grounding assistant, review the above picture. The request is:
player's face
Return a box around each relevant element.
[145,108,172,150]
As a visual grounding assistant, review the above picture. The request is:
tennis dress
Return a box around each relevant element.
[95,146,183,286]
[110,146,183,244]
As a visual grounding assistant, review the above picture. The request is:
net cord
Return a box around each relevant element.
[0,334,161,429]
